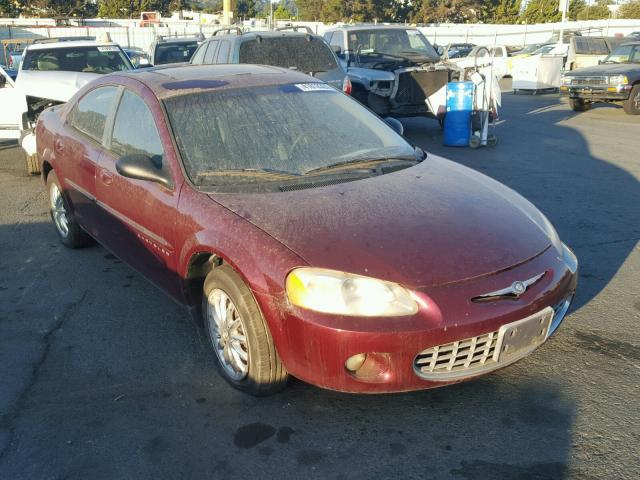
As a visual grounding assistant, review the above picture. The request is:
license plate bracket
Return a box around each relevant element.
[494,307,554,364]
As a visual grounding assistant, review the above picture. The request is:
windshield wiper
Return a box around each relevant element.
[196,168,300,179]
[305,156,418,175]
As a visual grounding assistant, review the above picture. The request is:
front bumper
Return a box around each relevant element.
[560,85,631,101]
[259,244,578,393]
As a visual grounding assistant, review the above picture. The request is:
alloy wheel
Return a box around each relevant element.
[50,183,69,238]
[207,288,249,381]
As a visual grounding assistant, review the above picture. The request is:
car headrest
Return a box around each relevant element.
[37,54,60,71]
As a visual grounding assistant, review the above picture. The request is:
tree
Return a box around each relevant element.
[273,4,291,19]
[98,0,134,18]
[0,0,22,17]
[575,0,611,20]
[567,0,586,21]
[492,0,522,24]
[619,0,640,18]
[411,1,489,24]
[520,0,561,23]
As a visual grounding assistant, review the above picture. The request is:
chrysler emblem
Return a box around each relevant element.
[472,272,546,302]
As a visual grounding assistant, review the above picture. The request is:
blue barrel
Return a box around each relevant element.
[443,81,474,147]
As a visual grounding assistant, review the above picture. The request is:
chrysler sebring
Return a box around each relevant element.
[36,64,578,395]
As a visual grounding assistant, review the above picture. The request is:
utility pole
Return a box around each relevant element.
[558,0,569,45]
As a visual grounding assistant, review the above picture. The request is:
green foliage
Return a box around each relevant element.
[0,0,21,17]
[619,0,640,19]
[273,4,291,19]
[520,0,561,23]
[575,0,611,20]
[492,0,522,24]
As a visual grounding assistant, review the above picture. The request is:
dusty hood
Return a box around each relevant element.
[210,155,555,288]
[16,70,100,102]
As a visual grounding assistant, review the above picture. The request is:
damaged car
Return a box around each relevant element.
[324,25,461,119]
[37,64,577,395]
[0,38,133,174]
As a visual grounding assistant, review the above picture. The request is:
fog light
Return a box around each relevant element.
[345,352,391,382]
[345,353,367,372]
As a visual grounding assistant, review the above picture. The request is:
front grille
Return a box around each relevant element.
[415,331,499,377]
[570,76,607,86]
[395,70,449,105]
[414,307,555,381]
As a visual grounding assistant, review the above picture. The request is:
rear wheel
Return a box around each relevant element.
[203,265,288,396]
[569,98,590,112]
[623,85,640,115]
[47,171,93,248]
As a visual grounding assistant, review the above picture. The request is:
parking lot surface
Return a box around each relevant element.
[1,94,639,479]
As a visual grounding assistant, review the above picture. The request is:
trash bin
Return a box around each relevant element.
[443,81,474,147]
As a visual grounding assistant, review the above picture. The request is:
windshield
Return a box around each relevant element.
[154,42,199,65]
[446,45,474,59]
[240,37,339,74]
[164,83,415,190]
[348,29,439,61]
[22,46,132,73]
[603,45,640,64]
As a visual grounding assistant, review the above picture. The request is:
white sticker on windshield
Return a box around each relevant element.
[97,46,120,52]
[295,83,335,92]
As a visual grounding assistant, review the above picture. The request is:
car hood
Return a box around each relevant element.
[345,65,395,82]
[209,155,554,288]
[565,63,639,76]
[16,70,100,102]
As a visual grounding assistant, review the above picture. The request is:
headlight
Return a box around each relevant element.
[608,75,628,85]
[286,268,418,317]
[561,76,572,86]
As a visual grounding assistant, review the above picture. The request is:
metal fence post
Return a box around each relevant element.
[126,26,130,47]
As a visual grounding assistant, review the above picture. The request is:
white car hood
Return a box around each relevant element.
[16,70,100,102]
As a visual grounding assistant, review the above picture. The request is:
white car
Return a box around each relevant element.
[448,45,510,80]
[0,39,133,174]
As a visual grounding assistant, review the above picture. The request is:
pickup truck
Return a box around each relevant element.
[560,41,640,115]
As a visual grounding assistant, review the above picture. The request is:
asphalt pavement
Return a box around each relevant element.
[0,94,639,479]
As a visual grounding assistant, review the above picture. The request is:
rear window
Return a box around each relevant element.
[573,37,610,55]
[22,46,132,73]
[239,37,338,74]
[154,42,199,65]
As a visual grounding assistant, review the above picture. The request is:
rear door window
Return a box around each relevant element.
[216,41,231,63]
[203,40,219,64]
[239,37,338,74]
[191,43,207,64]
[69,86,119,143]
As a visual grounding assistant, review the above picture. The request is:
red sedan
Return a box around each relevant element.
[36,64,578,395]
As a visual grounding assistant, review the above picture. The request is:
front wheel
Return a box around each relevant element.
[623,85,640,115]
[569,98,590,112]
[203,265,288,396]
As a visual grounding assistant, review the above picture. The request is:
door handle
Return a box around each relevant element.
[54,139,64,153]
[99,169,114,186]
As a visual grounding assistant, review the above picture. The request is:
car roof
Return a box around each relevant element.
[326,25,421,32]
[154,36,203,44]
[26,40,120,51]
[113,63,322,99]
[207,31,324,41]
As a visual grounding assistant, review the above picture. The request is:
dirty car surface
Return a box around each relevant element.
[36,64,578,395]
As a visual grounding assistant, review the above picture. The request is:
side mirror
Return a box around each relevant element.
[598,59,603,65]
[331,45,342,55]
[384,117,404,136]
[116,154,171,188]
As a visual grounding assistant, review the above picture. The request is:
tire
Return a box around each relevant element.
[47,171,94,248]
[25,153,40,175]
[203,265,288,396]
[623,85,640,115]
[569,98,590,112]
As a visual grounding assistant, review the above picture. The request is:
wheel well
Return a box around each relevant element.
[185,252,222,320]
[42,161,53,182]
